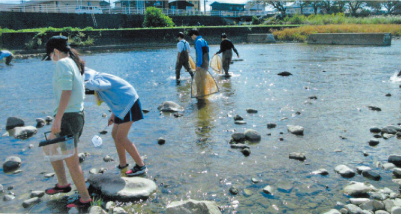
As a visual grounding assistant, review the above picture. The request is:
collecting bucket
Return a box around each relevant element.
[39,131,75,162]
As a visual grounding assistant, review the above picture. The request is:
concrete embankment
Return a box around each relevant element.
[307,33,392,46]
[0,26,298,54]
[247,34,276,43]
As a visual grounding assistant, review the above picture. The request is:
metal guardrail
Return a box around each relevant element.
[0,4,275,17]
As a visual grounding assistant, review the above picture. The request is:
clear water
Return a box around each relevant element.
[1,41,401,213]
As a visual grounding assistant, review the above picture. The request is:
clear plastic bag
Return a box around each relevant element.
[39,131,75,162]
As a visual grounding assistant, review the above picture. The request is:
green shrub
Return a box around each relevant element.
[143,7,175,27]
[252,16,260,25]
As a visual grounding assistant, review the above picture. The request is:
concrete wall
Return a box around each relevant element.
[307,33,392,46]
[247,34,276,43]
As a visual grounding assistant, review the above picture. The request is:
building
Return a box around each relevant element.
[245,2,265,13]
[8,0,105,13]
[187,0,200,11]
[210,1,245,12]
[285,1,322,15]
[169,1,194,11]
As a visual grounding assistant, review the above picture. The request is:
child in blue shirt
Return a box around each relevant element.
[0,50,14,65]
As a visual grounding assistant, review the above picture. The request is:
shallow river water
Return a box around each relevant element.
[1,41,401,213]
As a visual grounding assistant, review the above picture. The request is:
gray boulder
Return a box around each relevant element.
[289,152,306,161]
[394,168,401,177]
[382,125,401,134]
[359,200,385,212]
[287,125,304,135]
[6,117,24,131]
[335,165,355,178]
[3,156,21,173]
[322,209,341,214]
[343,181,377,197]
[157,101,184,112]
[10,126,37,140]
[392,206,401,214]
[231,133,245,142]
[349,198,370,206]
[344,204,364,214]
[165,199,221,214]
[244,129,261,141]
[36,118,46,128]
[362,171,381,181]
[382,163,396,170]
[22,197,40,208]
[88,174,157,201]
[389,155,401,166]
[356,166,371,174]
[89,206,108,214]
[311,169,328,175]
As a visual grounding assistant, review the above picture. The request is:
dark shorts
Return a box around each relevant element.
[114,99,144,124]
[57,111,85,147]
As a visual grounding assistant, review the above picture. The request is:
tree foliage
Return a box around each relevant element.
[143,7,174,28]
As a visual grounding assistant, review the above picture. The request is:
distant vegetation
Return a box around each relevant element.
[143,7,175,27]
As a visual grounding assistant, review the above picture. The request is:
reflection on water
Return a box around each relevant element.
[1,41,401,213]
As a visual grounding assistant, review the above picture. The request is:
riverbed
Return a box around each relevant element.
[1,41,401,213]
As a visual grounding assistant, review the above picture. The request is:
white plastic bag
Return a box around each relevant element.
[92,135,103,147]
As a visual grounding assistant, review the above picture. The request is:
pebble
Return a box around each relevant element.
[44,173,55,178]
[241,148,251,156]
[235,120,247,125]
[3,194,15,201]
[102,113,107,118]
[229,187,239,195]
[22,197,40,208]
[157,137,166,145]
[103,155,114,162]
[30,191,45,198]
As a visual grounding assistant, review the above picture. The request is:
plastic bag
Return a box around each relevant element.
[92,135,103,147]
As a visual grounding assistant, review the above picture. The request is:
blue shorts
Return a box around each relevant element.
[114,99,144,124]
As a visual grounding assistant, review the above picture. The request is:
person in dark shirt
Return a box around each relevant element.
[215,33,239,76]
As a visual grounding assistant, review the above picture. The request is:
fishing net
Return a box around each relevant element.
[210,55,223,74]
[191,68,219,98]
[188,56,196,71]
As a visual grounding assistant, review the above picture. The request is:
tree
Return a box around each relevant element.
[265,1,292,17]
[382,1,401,14]
[143,7,174,28]
[309,1,322,15]
[332,1,347,13]
[346,1,366,16]
[366,1,382,14]
[321,0,334,14]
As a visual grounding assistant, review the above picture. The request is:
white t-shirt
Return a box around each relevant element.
[0,50,11,60]
[177,40,190,53]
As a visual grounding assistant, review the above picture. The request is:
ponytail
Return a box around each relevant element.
[68,48,85,75]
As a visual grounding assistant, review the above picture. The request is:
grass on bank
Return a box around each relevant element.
[272,24,401,42]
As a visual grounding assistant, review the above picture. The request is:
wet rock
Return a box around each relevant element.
[370,127,381,133]
[287,125,304,135]
[383,133,395,139]
[243,189,252,197]
[78,153,86,163]
[0,184,3,193]
[102,113,107,118]
[6,117,25,130]
[30,191,45,198]
[3,194,15,201]
[99,130,107,135]
[36,118,46,128]
[157,101,184,112]
[173,113,183,118]
[344,204,364,214]
[246,108,258,113]
[362,171,381,181]
[382,125,401,134]
[142,109,150,113]
[334,165,355,178]
[356,166,371,174]
[89,206,108,214]
[263,185,273,194]
[363,151,369,156]
[277,182,293,193]
[244,129,261,141]
[388,155,401,167]
[397,132,401,138]
[393,168,401,177]
[88,174,157,201]
[165,199,221,214]
[311,169,328,175]
[241,148,251,156]
[267,123,277,129]
[277,71,292,76]
[29,144,34,149]
[105,201,116,211]
[383,199,395,212]
[386,93,392,97]
[2,132,8,137]
[233,115,243,121]
[231,133,245,142]
[89,168,98,174]
[349,198,370,206]
[44,173,55,178]
[229,187,239,195]
[368,139,380,146]
[368,106,381,111]
[343,181,377,197]
[234,120,246,125]
[230,144,249,149]
[251,178,260,183]
[12,126,37,140]
[98,168,107,174]
[322,209,341,214]
[113,207,127,214]
[374,134,382,138]
[382,163,396,170]
[309,96,317,100]
[279,137,284,141]
[360,200,385,212]
[157,137,166,145]
[103,155,114,162]
[289,152,306,161]
[3,156,21,173]
[392,206,401,214]
[22,197,40,208]
[369,192,388,201]
[45,116,53,123]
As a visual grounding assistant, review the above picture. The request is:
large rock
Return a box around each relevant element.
[11,126,37,140]
[244,129,261,141]
[343,181,377,197]
[36,118,46,128]
[22,197,40,208]
[287,125,304,135]
[334,165,355,178]
[389,155,401,167]
[231,133,245,142]
[3,156,21,173]
[89,206,107,214]
[322,209,341,214]
[362,171,381,181]
[359,200,385,211]
[165,199,221,214]
[6,117,24,131]
[382,125,401,134]
[88,174,156,201]
[157,101,184,112]
[344,204,364,214]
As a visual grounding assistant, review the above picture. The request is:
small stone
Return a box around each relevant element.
[370,127,381,133]
[386,93,391,97]
[157,137,166,145]
[22,197,40,208]
[246,108,258,113]
[28,144,34,149]
[229,187,239,195]
[233,115,243,121]
[277,71,292,76]
[230,144,249,149]
[89,168,98,174]
[367,106,381,111]
[241,148,251,156]
[30,191,45,198]
[3,156,22,173]
[3,194,15,201]
[356,166,371,174]
[279,137,284,141]
[368,139,380,146]
[103,155,113,162]
[45,116,53,123]
[105,201,116,211]
[251,178,260,183]
[287,125,304,135]
[44,173,55,178]
[98,168,107,174]
[309,96,317,100]
[78,153,86,163]
[232,133,245,142]
[235,120,246,125]
[263,185,273,194]
[99,130,107,135]
[6,117,25,131]
[373,134,382,138]
[267,123,277,129]
[113,207,127,214]
[289,152,306,161]
[362,171,381,181]
[0,184,3,193]
[142,109,150,113]
[102,113,107,118]
[173,113,183,118]
[311,169,328,175]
